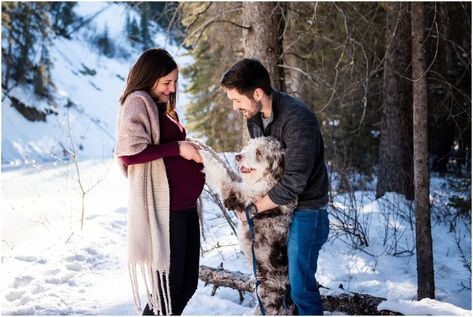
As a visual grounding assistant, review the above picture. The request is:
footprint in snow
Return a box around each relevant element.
[66,262,82,271]
[114,207,127,214]
[65,254,86,262]
[43,268,61,276]
[5,290,25,302]
[12,275,34,288]
[14,255,36,262]
[84,247,98,255]
[44,272,75,284]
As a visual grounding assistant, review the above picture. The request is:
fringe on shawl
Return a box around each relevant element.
[129,263,172,315]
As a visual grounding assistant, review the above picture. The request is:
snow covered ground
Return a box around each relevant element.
[1,160,471,315]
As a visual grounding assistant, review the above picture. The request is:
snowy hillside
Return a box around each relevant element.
[1,2,191,166]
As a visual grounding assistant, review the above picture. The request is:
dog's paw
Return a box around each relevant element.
[187,137,210,150]
[199,150,233,192]
[198,149,214,164]
[223,189,245,211]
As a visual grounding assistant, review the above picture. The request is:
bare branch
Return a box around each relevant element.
[183,8,249,48]
[277,64,319,87]
[184,2,213,32]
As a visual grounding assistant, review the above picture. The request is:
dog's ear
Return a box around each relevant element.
[270,152,284,179]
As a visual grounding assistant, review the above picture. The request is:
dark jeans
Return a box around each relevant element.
[288,209,329,315]
[143,208,201,316]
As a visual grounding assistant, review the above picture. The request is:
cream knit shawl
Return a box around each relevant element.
[115,90,172,315]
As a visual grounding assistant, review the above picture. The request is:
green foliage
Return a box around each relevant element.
[93,24,115,58]
[33,45,54,99]
[139,3,153,50]
[125,15,140,47]
[283,3,385,178]
[123,2,185,49]
[79,64,97,76]
[49,2,81,39]
[448,177,472,222]
[180,2,245,151]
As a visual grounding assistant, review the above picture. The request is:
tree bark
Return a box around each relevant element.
[376,3,414,201]
[242,2,286,90]
[241,2,286,144]
[411,2,435,300]
[199,264,402,315]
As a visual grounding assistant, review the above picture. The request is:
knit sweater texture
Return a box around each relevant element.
[119,105,205,211]
[247,89,329,209]
[115,90,172,315]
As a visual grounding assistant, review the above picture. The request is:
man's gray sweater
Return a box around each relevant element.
[247,89,329,210]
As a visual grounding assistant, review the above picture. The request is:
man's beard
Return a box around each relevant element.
[241,101,262,119]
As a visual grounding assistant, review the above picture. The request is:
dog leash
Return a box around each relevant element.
[245,206,267,316]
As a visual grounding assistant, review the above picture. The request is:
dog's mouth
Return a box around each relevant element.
[239,166,255,174]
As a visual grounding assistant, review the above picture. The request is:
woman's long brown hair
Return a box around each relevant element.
[119,48,178,120]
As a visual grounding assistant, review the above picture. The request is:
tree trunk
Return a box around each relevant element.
[199,264,402,315]
[241,2,286,144]
[242,2,285,90]
[376,3,414,201]
[411,2,435,300]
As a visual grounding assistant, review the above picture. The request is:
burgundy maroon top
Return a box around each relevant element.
[119,104,205,211]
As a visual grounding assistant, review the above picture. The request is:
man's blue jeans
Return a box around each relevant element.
[288,209,329,315]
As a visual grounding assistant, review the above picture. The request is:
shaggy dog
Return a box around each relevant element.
[198,137,296,315]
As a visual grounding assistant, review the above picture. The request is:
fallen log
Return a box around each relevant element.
[198,264,402,315]
[322,292,402,315]
[199,264,254,303]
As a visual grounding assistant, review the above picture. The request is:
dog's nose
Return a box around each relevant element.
[235,154,242,161]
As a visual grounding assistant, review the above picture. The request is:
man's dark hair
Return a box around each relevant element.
[220,58,273,99]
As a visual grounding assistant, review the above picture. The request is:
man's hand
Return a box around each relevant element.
[254,195,278,213]
[236,204,257,222]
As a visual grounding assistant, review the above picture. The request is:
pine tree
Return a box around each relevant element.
[139,2,153,49]
[2,2,80,99]
[33,43,54,99]
[411,1,435,300]
[376,3,414,200]
[50,2,79,39]
[95,24,114,57]
[180,2,245,151]
[125,15,138,46]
